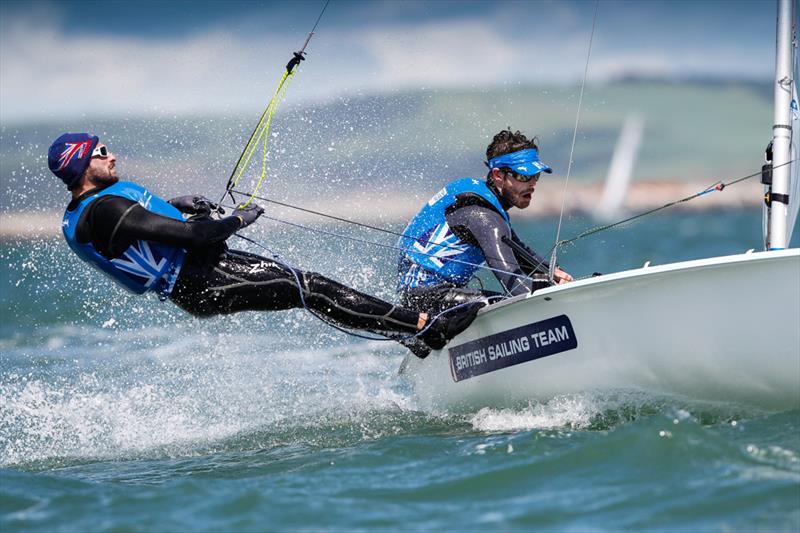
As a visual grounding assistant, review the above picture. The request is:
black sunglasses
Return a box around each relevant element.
[504,169,540,183]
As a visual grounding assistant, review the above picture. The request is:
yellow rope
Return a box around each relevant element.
[228,69,298,208]
[235,76,287,188]
[246,71,295,207]
[222,1,328,211]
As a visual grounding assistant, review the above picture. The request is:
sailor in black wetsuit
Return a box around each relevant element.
[396,130,573,354]
[49,133,480,351]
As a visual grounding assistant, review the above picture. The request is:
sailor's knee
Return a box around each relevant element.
[302,271,328,291]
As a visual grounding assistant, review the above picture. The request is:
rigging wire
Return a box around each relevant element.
[229,162,774,286]
[549,0,600,282]
[551,161,792,249]
[222,202,528,291]
[221,0,331,208]
[230,187,547,279]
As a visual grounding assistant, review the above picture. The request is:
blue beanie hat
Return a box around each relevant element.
[48,133,99,189]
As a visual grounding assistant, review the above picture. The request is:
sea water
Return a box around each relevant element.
[1,210,798,531]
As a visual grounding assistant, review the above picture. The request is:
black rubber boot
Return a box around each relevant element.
[399,337,432,359]
[418,301,484,351]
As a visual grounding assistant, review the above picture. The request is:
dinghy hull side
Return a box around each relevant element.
[401,249,800,411]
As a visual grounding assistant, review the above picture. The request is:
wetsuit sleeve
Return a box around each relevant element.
[445,205,534,296]
[78,195,241,258]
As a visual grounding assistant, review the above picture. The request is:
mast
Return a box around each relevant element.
[767,0,795,250]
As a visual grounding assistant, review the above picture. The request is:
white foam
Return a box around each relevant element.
[469,393,604,432]
[0,323,413,466]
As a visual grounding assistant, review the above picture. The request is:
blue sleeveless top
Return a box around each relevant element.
[397,178,509,289]
[62,181,187,297]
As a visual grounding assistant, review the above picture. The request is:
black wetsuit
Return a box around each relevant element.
[400,188,551,314]
[70,187,426,337]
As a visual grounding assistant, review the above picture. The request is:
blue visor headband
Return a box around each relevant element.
[486,148,553,176]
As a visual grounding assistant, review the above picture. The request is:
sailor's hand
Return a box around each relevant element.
[193,196,223,217]
[233,203,264,229]
[168,195,199,213]
[554,267,573,284]
[168,195,222,216]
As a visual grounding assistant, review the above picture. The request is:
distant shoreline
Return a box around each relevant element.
[0,180,763,241]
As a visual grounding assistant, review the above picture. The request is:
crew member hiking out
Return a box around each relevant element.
[396,129,573,356]
[49,133,480,351]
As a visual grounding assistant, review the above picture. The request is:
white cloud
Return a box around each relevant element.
[0,5,772,123]
[359,20,518,87]
[1,15,287,122]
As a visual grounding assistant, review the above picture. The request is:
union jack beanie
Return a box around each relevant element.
[48,133,99,189]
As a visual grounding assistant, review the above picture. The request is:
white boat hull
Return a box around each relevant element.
[400,249,800,411]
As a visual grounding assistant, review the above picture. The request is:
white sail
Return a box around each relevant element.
[596,114,644,220]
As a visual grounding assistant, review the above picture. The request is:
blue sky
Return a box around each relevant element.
[0,0,777,122]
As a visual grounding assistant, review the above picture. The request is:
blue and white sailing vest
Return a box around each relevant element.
[397,178,510,289]
[62,181,187,296]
